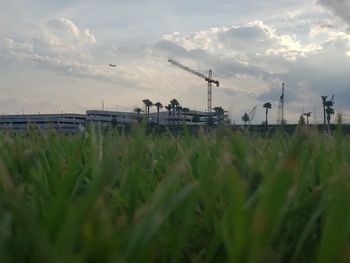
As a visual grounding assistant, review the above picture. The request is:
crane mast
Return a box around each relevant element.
[168,58,219,113]
[248,106,257,124]
[208,69,212,114]
[277,82,285,125]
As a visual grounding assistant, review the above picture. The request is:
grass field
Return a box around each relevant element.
[0,126,350,262]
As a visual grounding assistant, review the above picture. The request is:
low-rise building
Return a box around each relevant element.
[0,113,86,133]
[86,110,138,126]
[150,110,228,126]
[86,109,227,126]
[0,109,229,133]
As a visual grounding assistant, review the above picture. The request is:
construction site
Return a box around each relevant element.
[0,58,345,134]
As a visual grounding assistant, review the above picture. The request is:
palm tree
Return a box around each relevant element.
[304,112,311,125]
[241,112,250,125]
[263,102,272,127]
[142,99,153,125]
[325,100,334,129]
[176,106,182,126]
[170,99,179,125]
[134,108,143,122]
[213,106,224,114]
[154,102,163,125]
[165,104,172,125]
[213,106,225,123]
[142,99,149,113]
[181,107,190,124]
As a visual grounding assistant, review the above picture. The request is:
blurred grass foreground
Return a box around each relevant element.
[0,126,350,263]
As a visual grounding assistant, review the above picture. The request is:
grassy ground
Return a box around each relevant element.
[0,126,350,262]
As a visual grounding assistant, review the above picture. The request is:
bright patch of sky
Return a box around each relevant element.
[0,0,350,123]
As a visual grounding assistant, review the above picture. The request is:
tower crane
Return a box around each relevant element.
[248,106,257,125]
[168,58,219,113]
[277,82,285,125]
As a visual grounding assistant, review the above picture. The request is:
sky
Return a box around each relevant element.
[1,0,350,124]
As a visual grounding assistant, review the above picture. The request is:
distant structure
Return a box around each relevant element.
[87,109,227,127]
[248,106,257,125]
[0,114,86,134]
[325,95,335,133]
[241,106,257,126]
[277,82,285,125]
[263,102,272,127]
[304,112,312,125]
[321,95,327,128]
[0,108,229,134]
[321,95,335,133]
[168,58,219,113]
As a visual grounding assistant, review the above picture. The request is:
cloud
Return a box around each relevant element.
[31,18,97,60]
[154,21,324,101]
[162,21,321,62]
[157,26,274,80]
[0,38,33,53]
[318,0,350,26]
[154,18,350,121]
[46,18,96,44]
[0,18,102,79]
[218,22,274,57]
[154,40,188,58]
[47,18,80,38]
[1,11,350,122]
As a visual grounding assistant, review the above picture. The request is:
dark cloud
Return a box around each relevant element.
[153,38,272,81]
[154,40,188,58]
[271,38,350,110]
[257,86,300,104]
[318,0,350,26]
[157,21,350,111]
[219,24,274,55]
[335,89,350,108]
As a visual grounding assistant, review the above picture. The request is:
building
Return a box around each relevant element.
[150,110,229,126]
[0,109,229,133]
[0,113,86,134]
[86,109,227,126]
[86,110,138,126]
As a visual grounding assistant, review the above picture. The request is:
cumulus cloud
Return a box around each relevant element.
[0,18,97,66]
[46,18,96,44]
[47,18,80,38]
[0,38,33,52]
[0,17,100,79]
[162,21,321,61]
[155,20,324,102]
[31,18,97,60]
